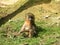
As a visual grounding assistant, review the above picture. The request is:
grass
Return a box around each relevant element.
[0,0,60,45]
[0,20,60,45]
[0,0,28,19]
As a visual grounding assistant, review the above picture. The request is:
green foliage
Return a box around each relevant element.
[0,20,60,45]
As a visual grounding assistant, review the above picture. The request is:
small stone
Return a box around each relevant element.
[44,15,50,19]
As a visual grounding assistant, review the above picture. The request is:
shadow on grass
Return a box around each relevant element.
[34,26,46,38]
[0,0,51,26]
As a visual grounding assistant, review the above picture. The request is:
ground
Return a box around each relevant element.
[0,0,60,45]
[0,0,28,19]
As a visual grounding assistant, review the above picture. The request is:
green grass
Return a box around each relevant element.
[0,0,60,45]
[0,20,60,45]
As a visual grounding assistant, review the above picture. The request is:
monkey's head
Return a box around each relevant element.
[25,13,35,21]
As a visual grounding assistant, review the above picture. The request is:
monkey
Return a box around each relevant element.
[17,13,37,38]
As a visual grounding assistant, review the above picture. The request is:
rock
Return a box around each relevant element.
[44,15,50,19]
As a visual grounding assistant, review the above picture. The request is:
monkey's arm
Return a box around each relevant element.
[13,23,26,36]
[32,22,37,32]
[18,22,26,34]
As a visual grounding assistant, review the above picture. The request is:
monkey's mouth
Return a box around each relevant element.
[29,18,32,20]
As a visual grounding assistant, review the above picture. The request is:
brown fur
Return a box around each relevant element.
[17,13,36,38]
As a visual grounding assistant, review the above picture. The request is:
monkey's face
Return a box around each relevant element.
[27,15,34,21]
[26,13,35,21]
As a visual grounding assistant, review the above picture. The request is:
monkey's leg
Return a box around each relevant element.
[14,27,25,36]
[28,30,33,38]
